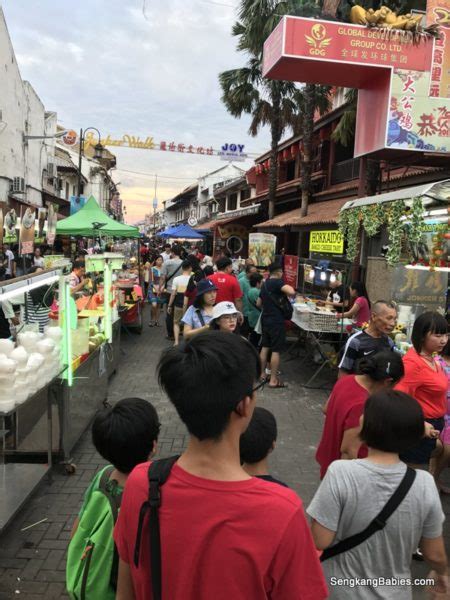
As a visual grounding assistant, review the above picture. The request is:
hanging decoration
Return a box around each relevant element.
[386,200,406,266]
[361,205,386,237]
[408,196,425,245]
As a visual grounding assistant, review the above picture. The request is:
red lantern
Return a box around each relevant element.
[265,160,270,170]
[291,145,299,158]
[282,149,289,161]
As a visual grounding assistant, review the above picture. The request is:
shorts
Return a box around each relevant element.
[173,306,185,325]
[400,417,445,465]
[261,321,286,353]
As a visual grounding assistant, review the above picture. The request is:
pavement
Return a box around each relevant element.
[0,307,449,599]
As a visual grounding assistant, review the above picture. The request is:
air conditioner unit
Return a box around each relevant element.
[11,177,25,193]
[47,162,55,178]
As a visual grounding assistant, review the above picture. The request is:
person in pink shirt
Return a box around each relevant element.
[338,281,371,328]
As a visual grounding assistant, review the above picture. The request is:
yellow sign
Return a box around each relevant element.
[305,23,332,56]
[217,224,248,240]
[309,230,344,254]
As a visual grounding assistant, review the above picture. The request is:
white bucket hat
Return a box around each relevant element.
[212,301,241,320]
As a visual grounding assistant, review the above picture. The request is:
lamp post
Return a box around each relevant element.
[77,127,106,200]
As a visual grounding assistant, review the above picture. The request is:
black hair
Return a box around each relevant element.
[411,311,448,353]
[216,257,232,271]
[73,260,85,270]
[245,264,256,274]
[441,337,450,358]
[158,331,261,440]
[240,407,277,464]
[203,265,214,277]
[171,244,181,257]
[92,398,160,473]
[249,272,263,288]
[186,254,201,271]
[181,259,192,271]
[357,351,404,384]
[268,262,283,274]
[164,244,171,250]
[360,390,424,453]
[350,281,371,307]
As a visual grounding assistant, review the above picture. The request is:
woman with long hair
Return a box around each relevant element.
[338,281,371,328]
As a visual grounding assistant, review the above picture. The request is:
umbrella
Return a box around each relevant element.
[167,224,205,240]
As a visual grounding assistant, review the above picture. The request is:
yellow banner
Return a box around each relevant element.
[309,230,344,254]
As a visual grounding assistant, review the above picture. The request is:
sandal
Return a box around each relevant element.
[268,380,287,389]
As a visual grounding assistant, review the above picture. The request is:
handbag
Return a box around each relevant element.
[320,466,416,561]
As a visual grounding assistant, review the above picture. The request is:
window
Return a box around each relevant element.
[227,193,238,211]
[240,187,251,201]
[286,160,296,181]
[65,182,70,200]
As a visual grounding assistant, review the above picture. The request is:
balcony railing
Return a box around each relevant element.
[330,158,360,185]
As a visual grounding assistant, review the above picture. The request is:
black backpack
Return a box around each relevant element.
[133,456,179,600]
[262,282,293,320]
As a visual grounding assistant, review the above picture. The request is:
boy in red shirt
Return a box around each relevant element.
[115,332,327,600]
[207,257,243,310]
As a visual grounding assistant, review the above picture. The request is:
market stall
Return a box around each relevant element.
[340,179,450,341]
[0,267,70,532]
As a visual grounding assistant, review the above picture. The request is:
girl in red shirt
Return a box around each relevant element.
[396,311,448,469]
[337,281,371,328]
[316,351,404,479]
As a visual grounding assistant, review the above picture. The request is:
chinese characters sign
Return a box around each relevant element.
[388,69,450,152]
[262,11,450,157]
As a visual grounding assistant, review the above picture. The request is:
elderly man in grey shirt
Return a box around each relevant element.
[159,245,183,340]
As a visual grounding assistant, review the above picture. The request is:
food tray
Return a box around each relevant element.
[295,310,342,333]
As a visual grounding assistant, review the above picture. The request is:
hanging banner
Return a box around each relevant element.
[4,209,18,243]
[19,207,36,255]
[47,202,57,246]
[217,224,248,240]
[70,195,86,215]
[284,255,299,288]
[36,208,47,243]
[248,233,277,267]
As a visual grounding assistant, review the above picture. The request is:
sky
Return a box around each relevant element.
[1,0,271,223]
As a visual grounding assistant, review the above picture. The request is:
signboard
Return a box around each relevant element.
[392,265,447,308]
[61,129,78,146]
[248,233,277,266]
[36,208,47,243]
[262,14,450,157]
[19,207,35,255]
[427,0,450,98]
[216,205,259,220]
[218,143,247,162]
[217,224,248,240]
[283,255,299,288]
[309,230,344,254]
[70,195,86,215]
[46,203,57,246]
[4,209,18,243]
[388,69,450,152]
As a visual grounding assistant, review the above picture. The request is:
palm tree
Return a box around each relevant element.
[220,0,331,220]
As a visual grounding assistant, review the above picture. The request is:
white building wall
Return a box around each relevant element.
[0,8,56,209]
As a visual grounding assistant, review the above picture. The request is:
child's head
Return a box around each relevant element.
[92,398,160,474]
[360,390,424,454]
[240,407,277,465]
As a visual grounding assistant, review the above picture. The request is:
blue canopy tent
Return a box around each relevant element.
[159,226,179,238]
[162,224,205,240]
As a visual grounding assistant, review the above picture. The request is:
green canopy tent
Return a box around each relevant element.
[56,196,140,238]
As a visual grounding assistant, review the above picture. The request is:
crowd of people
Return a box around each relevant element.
[62,240,450,599]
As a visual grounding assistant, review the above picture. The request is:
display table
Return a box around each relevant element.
[291,306,353,387]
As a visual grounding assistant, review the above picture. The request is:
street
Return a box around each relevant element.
[0,309,448,599]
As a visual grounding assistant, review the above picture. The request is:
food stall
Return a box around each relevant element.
[340,179,450,345]
[0,267,70,532]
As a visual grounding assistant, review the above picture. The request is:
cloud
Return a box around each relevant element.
[2,0,271,222]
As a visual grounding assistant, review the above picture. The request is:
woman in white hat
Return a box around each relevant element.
[209,302,241,334]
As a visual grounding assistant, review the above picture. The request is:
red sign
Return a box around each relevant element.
[263,13,450,157]
[283,255,299,289]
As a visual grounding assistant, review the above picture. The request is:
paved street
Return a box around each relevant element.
[0,310,449,599]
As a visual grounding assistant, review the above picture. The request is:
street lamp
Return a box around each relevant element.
[77,127,106,199]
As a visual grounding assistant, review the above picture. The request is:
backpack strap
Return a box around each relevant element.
[133,456,180,600]
[320,466,416,562]
[195,308,206,327]
[98,466,123,591]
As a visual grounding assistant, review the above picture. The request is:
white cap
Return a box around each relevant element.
[212,301,241,320]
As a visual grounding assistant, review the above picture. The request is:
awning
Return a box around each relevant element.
[341,179,450,212]
[256,198,348,229]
